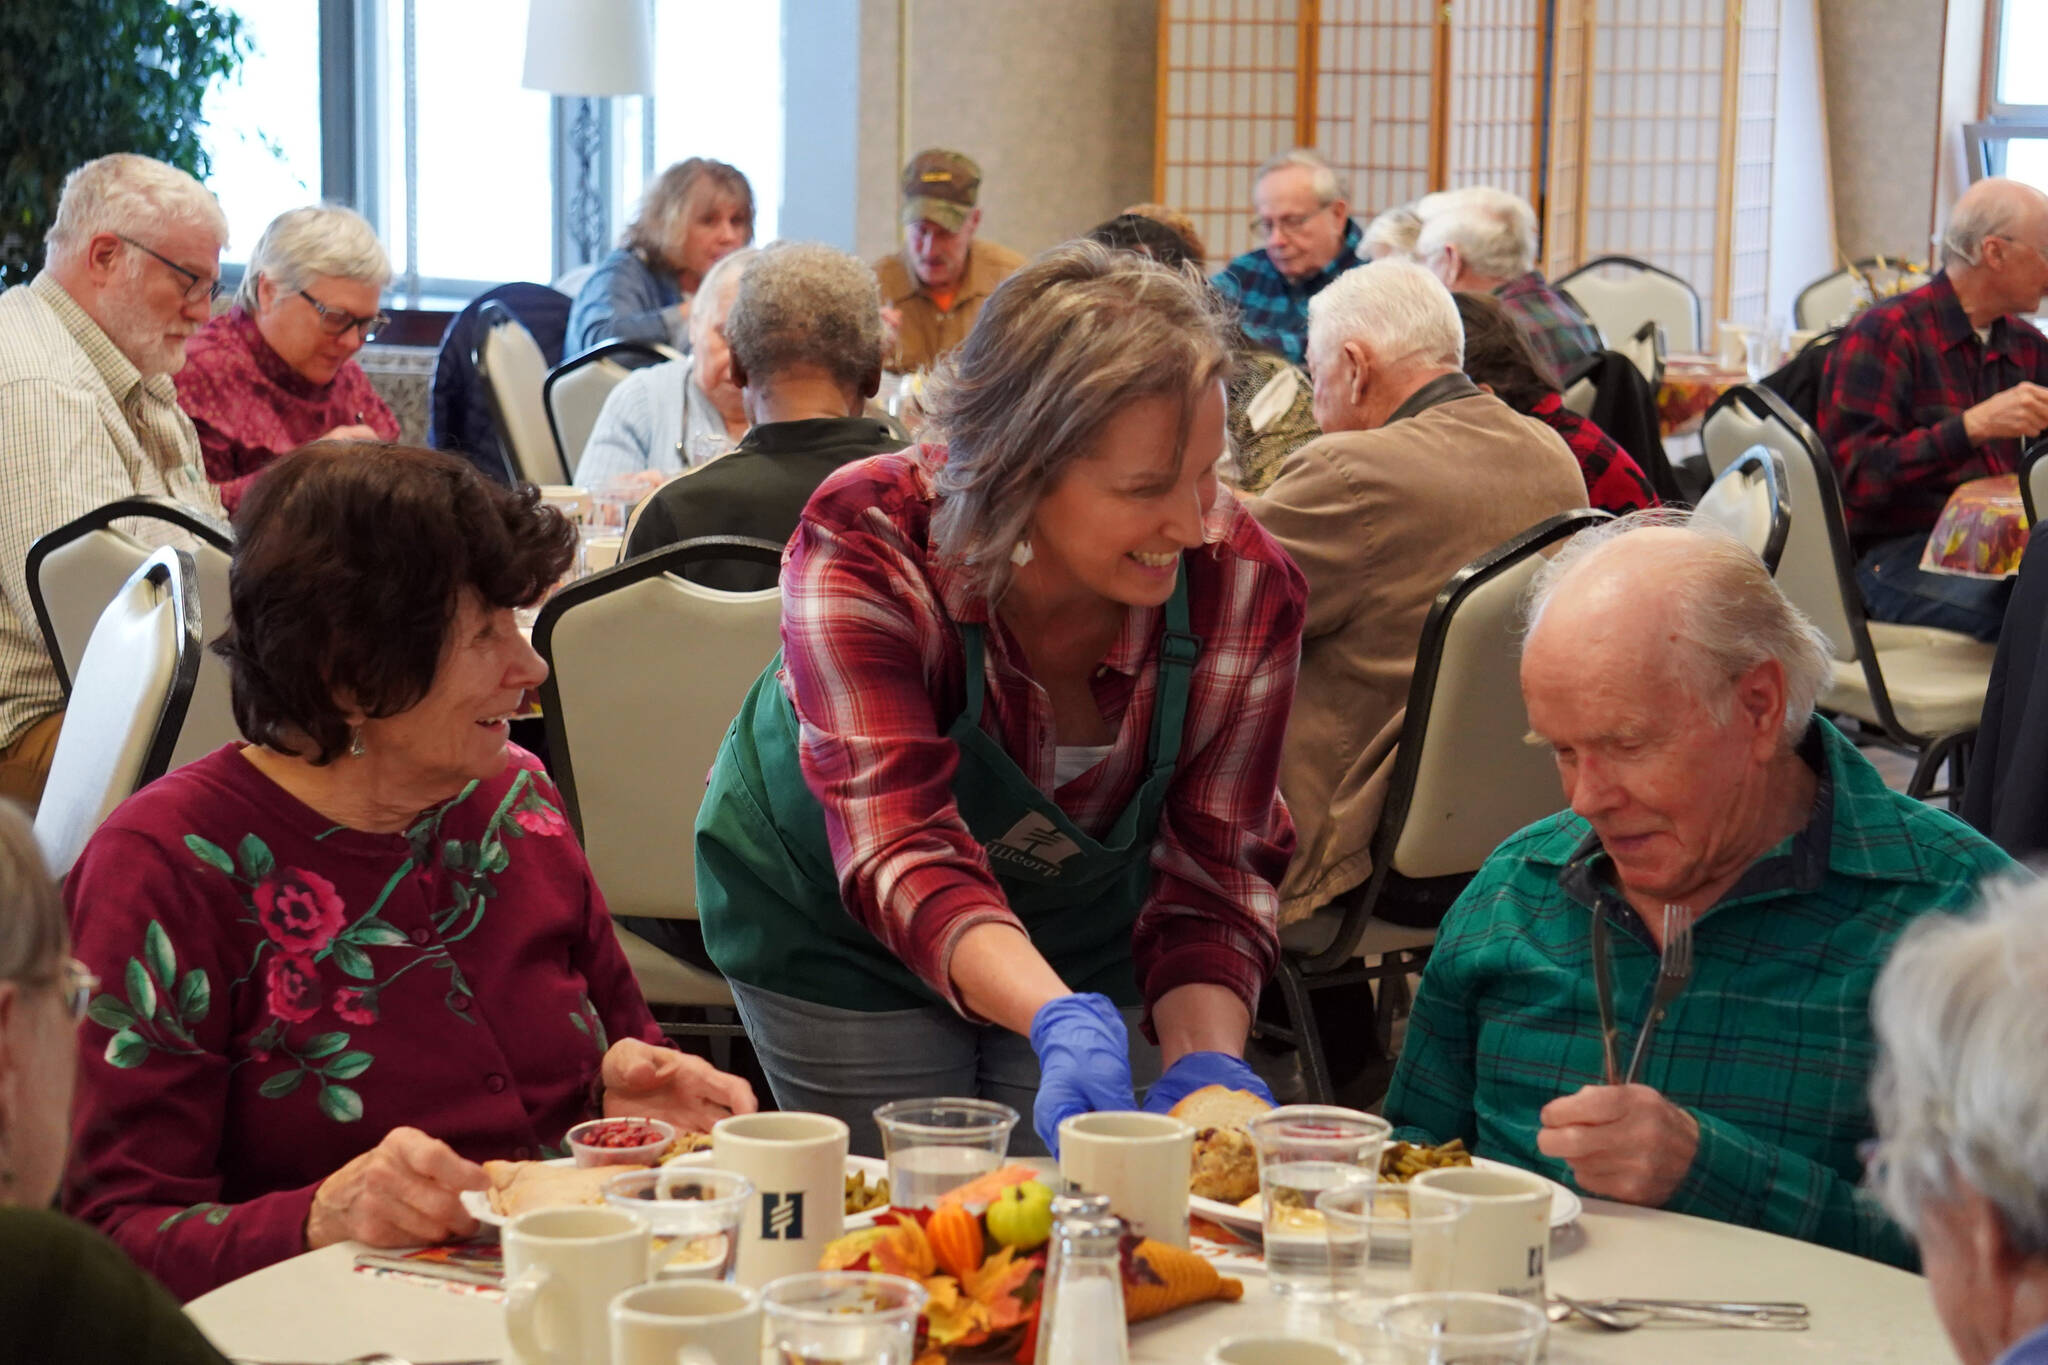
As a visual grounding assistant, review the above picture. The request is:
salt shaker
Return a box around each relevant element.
[1035,1203,1129,1365]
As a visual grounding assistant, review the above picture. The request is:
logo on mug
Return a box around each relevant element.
[762,1191,804,1241]
[1526,1245,1545,1279]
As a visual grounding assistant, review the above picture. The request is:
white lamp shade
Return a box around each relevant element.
[522,0,655,97]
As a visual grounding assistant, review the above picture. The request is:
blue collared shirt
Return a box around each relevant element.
[1211,220,1366,364]
[1998,1323,2048,1365]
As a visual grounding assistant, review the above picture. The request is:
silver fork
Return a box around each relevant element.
[1623,904,1694,1085]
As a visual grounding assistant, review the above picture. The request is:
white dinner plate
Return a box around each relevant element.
[461,1152,891,1230]
[1189,1156,1583,1234]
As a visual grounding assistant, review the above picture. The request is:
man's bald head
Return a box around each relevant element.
[1943,177,2048,270]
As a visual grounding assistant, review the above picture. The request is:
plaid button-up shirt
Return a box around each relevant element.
[1498,271,1605,382]
[1383,718,2017,1267]
[1818,270,2048,543]
[777,448,1305,1024]
[1530,393,1660,514]
[1212,221,1365,364]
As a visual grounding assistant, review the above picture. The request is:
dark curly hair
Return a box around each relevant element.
[214,443,577,765]
[1453,290,1561,409]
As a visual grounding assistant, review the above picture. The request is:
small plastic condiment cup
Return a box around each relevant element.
[604,1167,753,1281]
[567,1116,678,1168]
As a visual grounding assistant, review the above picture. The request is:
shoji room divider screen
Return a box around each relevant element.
[1155,0,1781,324]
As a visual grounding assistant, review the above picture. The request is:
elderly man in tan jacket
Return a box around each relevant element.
[1246,258,1587,929]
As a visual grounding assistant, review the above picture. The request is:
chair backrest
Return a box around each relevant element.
[2022,438,2048,528]
[1690,445,1791,573]
[1617,318,1665,385]
[544,339,676,479]
[474,300,568,485]
[1700,384,1871,664]
[1377,510,1612,881]
[1560,373,1596,416]
[1793,266,1859,331]
[534,537,785,920]
[27,498,240,772]
[1556,254,1704,353]
[34,548,200,878]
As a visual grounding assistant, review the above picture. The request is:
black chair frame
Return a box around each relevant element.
[1704,445,1792,575]
[472,300,569,486]
[26,497,232,695]
[542,338,676,475]
[2020,437,2048,528]
[1258,509,1613,1104]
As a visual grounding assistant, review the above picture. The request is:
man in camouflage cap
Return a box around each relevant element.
[873,148,1024,373]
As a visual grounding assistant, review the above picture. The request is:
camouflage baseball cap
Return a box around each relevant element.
[900,149,982,232]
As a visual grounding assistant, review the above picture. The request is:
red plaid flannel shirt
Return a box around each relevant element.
[777,448,1305,1024]
[1530,394,1661,515]
[1818,271,2048,542]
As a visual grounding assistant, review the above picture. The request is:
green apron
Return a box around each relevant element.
[696,571,1200,1013]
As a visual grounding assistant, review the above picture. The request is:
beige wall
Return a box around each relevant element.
[1816,0,1946,263]
[853,0,1159,264]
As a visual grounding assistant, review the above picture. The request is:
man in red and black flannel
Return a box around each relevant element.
[1818,176,2048,640]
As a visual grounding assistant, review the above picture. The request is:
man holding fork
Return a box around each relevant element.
[1382,515,2016,1266]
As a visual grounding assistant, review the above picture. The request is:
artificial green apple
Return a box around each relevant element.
[985,1179,1056,1250]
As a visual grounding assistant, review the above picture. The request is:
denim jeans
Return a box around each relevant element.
[1855,532,2013,642]
[726,979,1162,1157]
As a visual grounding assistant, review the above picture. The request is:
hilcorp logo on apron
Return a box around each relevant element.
[985,812,1083,879]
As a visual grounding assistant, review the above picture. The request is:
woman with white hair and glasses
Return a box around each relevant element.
[1870,882,2048,1365]
[174,204,399,512]
[0,802,227,1360]
[695,242,1306,1156]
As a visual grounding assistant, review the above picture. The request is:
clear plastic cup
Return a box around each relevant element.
[603,1167,752,1281]
[1376,1291,1546,1364]
[1247,1106,1392,1301]
[1319,1182,1469,1304]
[761,1271,927,1364]
[871,1097,1018,1209]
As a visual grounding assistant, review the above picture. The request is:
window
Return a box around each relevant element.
[1973,1,2048,196]
[198,2,324,265]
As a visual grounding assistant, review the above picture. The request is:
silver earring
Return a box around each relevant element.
[348,727,366,759]
[1010,539,1035,567]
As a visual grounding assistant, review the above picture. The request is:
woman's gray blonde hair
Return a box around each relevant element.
[922,240,1234,601]
[0,801,64,987]
[623,158,754,269]
[234,204,392,312]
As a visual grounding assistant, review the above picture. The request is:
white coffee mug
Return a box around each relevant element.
[711,1111,850,1288]
[582,533,624,574]
[1409,1166,1551,1303]
[504,1205,652,1365]
[538,485,594,523]
[1208,1336,1361,1364]
[609,1280,761,1365]
[1058,1111,1193,1247]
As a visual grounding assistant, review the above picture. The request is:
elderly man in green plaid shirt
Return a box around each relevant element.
[1383,517,2017,1268]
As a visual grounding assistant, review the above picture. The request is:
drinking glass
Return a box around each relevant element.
[1247,1106,1392,1301]
[604,1167,752,1281]
[1376,1292,1546,1364]
[761,1271,927,1365]
[1319,1182,1469,1303]
[871,1097,1018,1209]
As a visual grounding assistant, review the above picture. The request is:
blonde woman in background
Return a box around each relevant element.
[564,157,754,355]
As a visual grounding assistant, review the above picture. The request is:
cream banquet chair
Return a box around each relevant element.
[1265,509,1612,1104]
[33,548,200,878]
[1701,384,1992,798]
[1690,445,1790,573]
[2021,438,2048,528]
[27,497,238,770]
[534,536,785,1042]
[1794,259,1930,331]
[1556,254,1704,354]
[1617,318,1666,386]
[474,300,568,485]
[544,338,678,480]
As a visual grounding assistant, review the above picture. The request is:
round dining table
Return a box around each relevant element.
[186,1193,1948,1364]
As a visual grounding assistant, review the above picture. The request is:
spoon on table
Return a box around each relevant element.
[1548,1297,1809,1331]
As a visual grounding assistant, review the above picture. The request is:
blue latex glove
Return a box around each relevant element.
[1029,993,1138,1155]
[1143,1051,1277,1115]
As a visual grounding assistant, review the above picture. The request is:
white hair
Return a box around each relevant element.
[1255,148,1345,206]
[43,153,228,266]
[1414,185,1539,280]
[1940,178,2048,269]
[686,247,758,350]
[234,204,390,311]
[1524,510,1833,741]
[1305,256,1463,370]
[1871,880,2048,1259]
[1363,204,1422,259]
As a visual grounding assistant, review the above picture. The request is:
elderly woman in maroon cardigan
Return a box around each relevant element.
[61,443,756,1300]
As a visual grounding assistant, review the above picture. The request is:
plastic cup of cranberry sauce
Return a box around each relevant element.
[567,1116,678,1167]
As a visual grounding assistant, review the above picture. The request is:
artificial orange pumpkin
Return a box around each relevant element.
[927,1201,985,1281]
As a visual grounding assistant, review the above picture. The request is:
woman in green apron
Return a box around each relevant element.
[693,243,1307,1155]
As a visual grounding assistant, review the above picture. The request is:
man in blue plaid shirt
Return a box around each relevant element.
[1383,517,2015,1267]
[1211,150,1365,365]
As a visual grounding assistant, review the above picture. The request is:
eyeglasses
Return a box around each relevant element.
[297,290,391,341]
[115,234,222,304]
[32,957,99,1023]
[1251,208,1333,239]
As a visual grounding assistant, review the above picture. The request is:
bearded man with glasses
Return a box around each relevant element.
[173,204,400,513]
[0,153,228,810]
[1211,148,1367,365]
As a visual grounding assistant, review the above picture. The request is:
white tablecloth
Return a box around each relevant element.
[187,1196,1946,1364]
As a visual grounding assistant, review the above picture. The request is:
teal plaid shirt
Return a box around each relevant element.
[1384,718,2018,1267]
